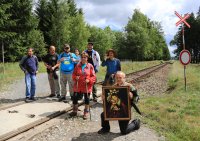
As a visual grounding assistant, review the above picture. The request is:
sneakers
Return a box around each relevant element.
[97,128,110,134]
[25,97,34,103]
[58,96,66,102]
[30,97,36,101]
[48,94,56,97]
[25,97,31,103]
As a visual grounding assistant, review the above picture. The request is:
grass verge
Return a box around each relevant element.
[140,61,200,141]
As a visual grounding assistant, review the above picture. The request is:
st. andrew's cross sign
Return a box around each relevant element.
[175,11,191,28]
[175,11,191,91]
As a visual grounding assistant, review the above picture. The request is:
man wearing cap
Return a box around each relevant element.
[53,44,76,101]
[85,41,101,102]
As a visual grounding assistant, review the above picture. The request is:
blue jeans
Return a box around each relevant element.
[25,73,36,98]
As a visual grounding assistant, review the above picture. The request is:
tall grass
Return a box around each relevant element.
[140,61,200,141]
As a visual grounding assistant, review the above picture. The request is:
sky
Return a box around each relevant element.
[74,0,200,57]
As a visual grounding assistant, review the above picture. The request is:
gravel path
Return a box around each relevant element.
[0,73,51,104]
[28,103,164,141]
[2,65,170,141]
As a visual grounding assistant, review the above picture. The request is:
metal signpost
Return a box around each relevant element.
[175,11,191,91]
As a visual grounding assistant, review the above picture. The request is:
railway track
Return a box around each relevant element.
[0,62,169,141]
[126,62,169,83]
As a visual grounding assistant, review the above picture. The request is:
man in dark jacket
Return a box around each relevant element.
[19,48,39,102]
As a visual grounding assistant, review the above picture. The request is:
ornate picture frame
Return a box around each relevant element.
[102,86,131,120]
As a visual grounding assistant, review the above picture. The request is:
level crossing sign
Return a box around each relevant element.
[175,11,191,91]
[175,11,190,28]
[179,49,191,66]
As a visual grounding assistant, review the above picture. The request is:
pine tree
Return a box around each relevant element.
[35,0,52,46]
[1,0,46,61]
[0,0,16,41]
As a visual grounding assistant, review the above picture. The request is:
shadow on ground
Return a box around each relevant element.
[71,131,121,141]
[0,96,48,104]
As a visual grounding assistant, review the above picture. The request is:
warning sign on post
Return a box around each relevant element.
[179,49,191,65]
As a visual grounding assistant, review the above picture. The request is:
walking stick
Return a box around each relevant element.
[86,80,92,121]
[76,80,82,111]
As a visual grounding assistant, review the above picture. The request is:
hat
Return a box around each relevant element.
[64,44,70,48]
[106,49,116,57]
[87,39,94,45]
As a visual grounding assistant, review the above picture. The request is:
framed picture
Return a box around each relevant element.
[102,86,131,120]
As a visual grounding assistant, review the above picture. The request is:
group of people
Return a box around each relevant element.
[19,41,140,134]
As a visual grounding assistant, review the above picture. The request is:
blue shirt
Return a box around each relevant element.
[101,58,121,75]
[58,52,76,74]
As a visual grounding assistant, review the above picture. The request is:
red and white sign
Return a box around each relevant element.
[179,50,191,65]
[175,11,191,28]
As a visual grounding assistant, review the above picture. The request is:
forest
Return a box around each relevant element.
[1,0,174,62]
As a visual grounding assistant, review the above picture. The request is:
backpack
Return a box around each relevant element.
[60,52,75,72]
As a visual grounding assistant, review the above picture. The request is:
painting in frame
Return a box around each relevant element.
[102,86,131,120]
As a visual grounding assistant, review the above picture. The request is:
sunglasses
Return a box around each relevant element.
[64,47,70,50]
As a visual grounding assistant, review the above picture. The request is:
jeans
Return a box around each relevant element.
[25,73,36,98]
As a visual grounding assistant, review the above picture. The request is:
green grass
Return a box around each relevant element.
[0,62,46,92]
[140,61,200,141]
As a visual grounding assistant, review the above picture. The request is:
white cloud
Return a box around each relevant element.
[168,46,177,57]
[75,0,200,56]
